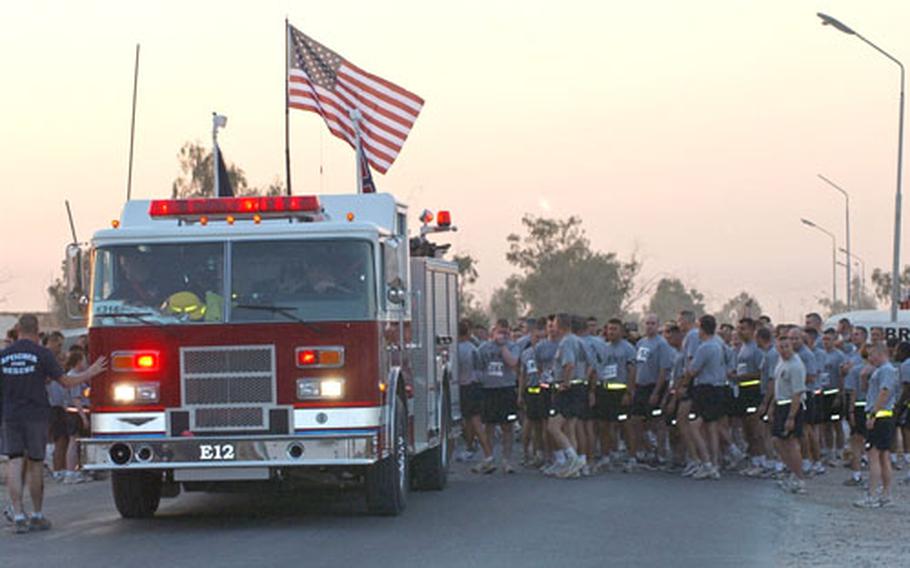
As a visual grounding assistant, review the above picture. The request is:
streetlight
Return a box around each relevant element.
[801,218,838,305]
[818,174,851,309]
[840,247,867,304]
[818,12,905,322]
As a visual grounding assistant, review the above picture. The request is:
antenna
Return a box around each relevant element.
[126,43,141,201]
[65,200,78,244]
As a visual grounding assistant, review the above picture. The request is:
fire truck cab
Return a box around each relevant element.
[68,193,459,517]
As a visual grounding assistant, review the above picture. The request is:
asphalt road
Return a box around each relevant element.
[3,462,793,568]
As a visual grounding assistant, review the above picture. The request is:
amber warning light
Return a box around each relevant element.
[112,351,160,373]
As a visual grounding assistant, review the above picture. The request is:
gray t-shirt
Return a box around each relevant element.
[634,335,673,386]
[581,335,602,378]
[774,355,807,402]
[556,333,589,382]
[735,340,763,382]
[689,336,727,387]
[535,339,559,386]
[683,328,701,363]
[819,348,845,391]
[866,362,899,412]
[796,345,819,383]
[594,339,636,384]
[520,346,541,388]
[456,340,481,386]
[760,346,779,395]
[900,359,910,386]
[668,347,684,386]
[842,352,866,401]
[477,340,521,389]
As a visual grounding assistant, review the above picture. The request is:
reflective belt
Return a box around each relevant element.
[823,388,840,396]
[603,382,627,391]
[775,399,792,406]
[569,380,587,386]
[526,386,542,394]
[872,410,894,419]
[854,401,866,408]
[738,380,760,388]
[650,408,663,417]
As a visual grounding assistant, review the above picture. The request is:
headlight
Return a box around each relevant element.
[112,383,159,404]
[296,378,344,400]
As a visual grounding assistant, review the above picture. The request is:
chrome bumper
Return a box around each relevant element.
[80,432,379,472]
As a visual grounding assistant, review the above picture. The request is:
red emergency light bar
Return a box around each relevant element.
[149,196,321,218]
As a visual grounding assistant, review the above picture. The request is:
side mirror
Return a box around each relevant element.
[64,244,89,319]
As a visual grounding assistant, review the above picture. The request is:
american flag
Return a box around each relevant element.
[287,24,424,174]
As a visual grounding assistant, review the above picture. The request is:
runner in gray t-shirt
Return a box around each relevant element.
[857,343,900,506]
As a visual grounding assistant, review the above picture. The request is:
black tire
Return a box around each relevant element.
[413,383,450,491]
[366,395,409,516]
[111,471,162,519]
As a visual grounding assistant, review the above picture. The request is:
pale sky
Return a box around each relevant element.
[1,0,909,322]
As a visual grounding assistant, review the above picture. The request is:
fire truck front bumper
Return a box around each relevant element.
[80,431,380,472]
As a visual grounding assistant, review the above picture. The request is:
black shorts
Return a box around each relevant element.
[691,385,726,423]
[2,419,48,461]
[482,387,518,424]
[524,386,551,421]
[866,417,896,451]
[49,406,77,439]
[805,392,827,425]
[898,403,910,428]
[772,402,805,439]
[631,384,662,418]
[552,385,588,419]
[459,383,484,418]
[850,405,868,436]
[732,384,763,417]
[721,386,735,417]
[594,385,628,422]
[822,392,839,422]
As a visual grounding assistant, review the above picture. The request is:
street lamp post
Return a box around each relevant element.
[818,174,851,309]
[840,247,867,304]
[818,12,905,322]
[802,218,838,306]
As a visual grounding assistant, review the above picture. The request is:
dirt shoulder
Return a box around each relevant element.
[778,463,910,566]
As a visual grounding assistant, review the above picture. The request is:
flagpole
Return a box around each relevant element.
[284,18,293,196]
[212,112,220,197]
[351,109,364,194]
[126,43,140,201]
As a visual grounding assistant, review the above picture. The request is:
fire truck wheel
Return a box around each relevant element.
[366,394,409,516]
[111,471,162,519]
[412,382,450,491]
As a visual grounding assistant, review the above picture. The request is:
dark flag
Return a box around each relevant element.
[215,144,234,197]
[360,141,376,194]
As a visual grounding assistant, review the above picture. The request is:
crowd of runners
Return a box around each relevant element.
[456,311,909,508]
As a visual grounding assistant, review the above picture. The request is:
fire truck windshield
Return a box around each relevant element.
[230,239,375,322]
[92,243,225,326]
[91,239,376,326]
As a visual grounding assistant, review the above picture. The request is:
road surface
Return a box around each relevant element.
[2,459,805,568]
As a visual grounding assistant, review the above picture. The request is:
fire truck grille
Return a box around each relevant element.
[193,407,264,429]
[180,345,276,431]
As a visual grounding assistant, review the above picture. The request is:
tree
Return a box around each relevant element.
[171,142,284,198]
[818,276,877,316]
[646,278,706,323]
[489,276,522,324]
[714,292,763,325]
[452,252,488,327]
[502,215,640,322]
[870,266,910,306]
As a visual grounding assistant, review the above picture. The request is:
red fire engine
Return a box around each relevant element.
[65,193,459,517]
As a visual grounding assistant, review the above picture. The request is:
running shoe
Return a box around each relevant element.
[681,462,700,477]
[853,495,881,509]
[12,517,29,534]
[471,458,497,474]
[557,455,585,479]
[843,476,864,487]
[28,515,51,531]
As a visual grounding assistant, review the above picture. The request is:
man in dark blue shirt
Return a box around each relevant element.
[1,315,106,533]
